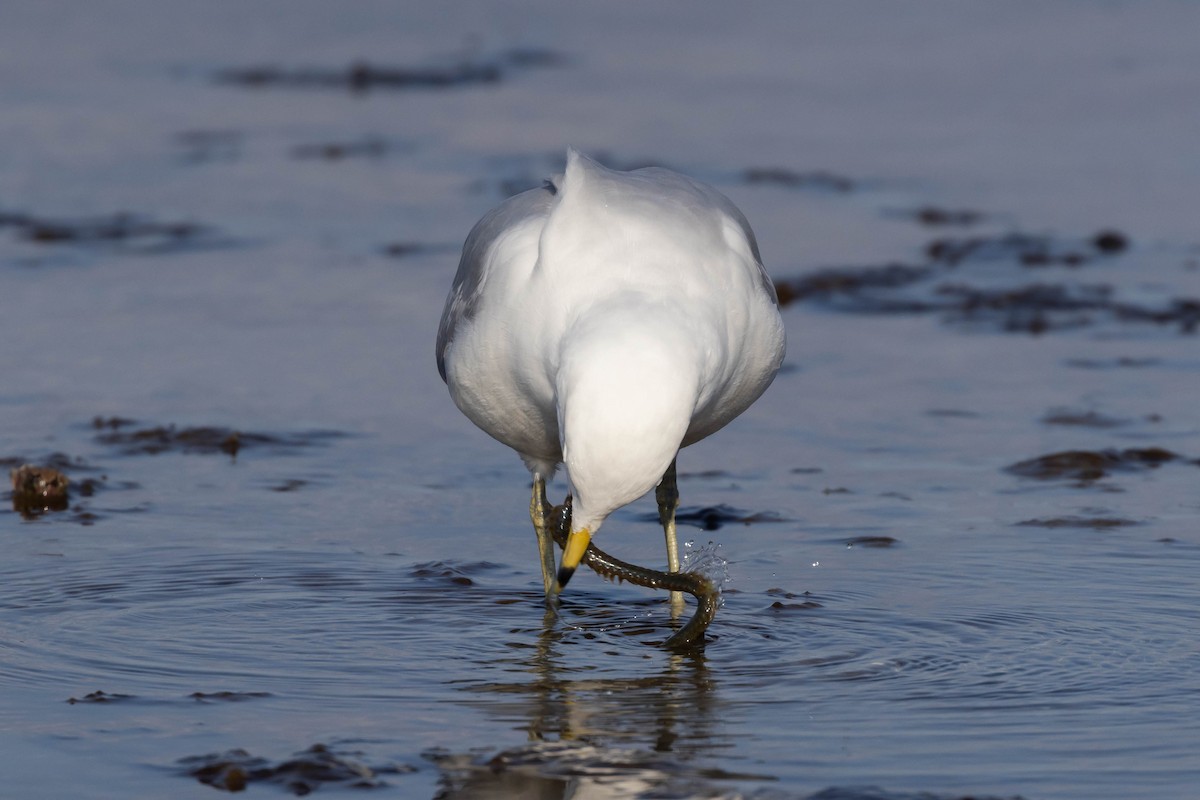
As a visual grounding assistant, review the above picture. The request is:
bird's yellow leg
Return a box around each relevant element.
[530,477,557,599]
[656,458,684,616]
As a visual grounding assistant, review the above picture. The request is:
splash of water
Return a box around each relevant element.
[681,539,729,608]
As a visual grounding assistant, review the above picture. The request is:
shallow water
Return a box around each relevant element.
[3,2,1199,798]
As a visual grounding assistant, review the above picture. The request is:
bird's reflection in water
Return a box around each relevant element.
[431,615,762,799]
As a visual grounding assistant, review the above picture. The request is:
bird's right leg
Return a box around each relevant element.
[655,458,685,616]
[530,476,557,600]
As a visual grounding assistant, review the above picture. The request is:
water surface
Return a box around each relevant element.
[2,3,1199,798]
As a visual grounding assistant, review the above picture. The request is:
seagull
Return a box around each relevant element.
[436,148,785,641]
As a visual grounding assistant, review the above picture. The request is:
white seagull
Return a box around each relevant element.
[436,148,785,641]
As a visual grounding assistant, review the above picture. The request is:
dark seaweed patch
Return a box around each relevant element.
[1064,357,1160,369]
[96,426,241,457]
[845,536,899,548]
[1006,448,1181,484]
[10,464,70,517]
[770,599,823,610]
[382,242,426,258]
[903,206,987,227]
[935,283,1112,334]
[291,137,400,161]
[189,691,273,703]
[180,744,413,794]
[91,416,138,430]
[6,461,116,525]
[1017,517,1140,529]
[219,62,501,91]
[806,790,1023,800]
[1092,229,1130,254]
[766,587,814,600]
[0,210,224,255]
[742,167,855,192]
[67,690,136,704]
[773,224,1200,334]
[93,423,345,458]
[926,408,980,419]
[773,264,931,310]
[676,468,732,479]
[410,560,502,587]
[1111,297,1200,332]
[380,241,456,259]
[640,504,786,531]
[925,230,1128,268]
[216,49,565,93]
[1040,409,1129,429]
[776,271,1198,335]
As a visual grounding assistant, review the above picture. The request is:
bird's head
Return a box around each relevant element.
[549,494,589,592]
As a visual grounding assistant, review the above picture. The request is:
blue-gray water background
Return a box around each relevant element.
[2,3,1198,798]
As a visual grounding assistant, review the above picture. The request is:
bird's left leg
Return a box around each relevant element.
[655,458,684,616]
[530,476,557,600]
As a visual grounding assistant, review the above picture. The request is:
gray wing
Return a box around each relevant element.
[436,182,557,382]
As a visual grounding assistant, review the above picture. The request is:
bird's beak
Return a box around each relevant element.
[554,528,591,592]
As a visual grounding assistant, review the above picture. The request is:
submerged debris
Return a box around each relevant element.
[742,166,855,192]
[770,220,1200,334]
[906,206,987,227]
[10,464,70,517]
[1092,229,1130,254]
[1040,409,1131,429]
[931,282,1118,334]
[773,224,1197,334]
[769,599,823,611]
[1006,447,1182,484]
[766,588,823,610]
[180,744,413,794]
[1064,356,1160,370]
[96,425,244,457]
[1017,516,1140,529]
[408,560,500,587]
[0,210,220,254]
[92,421,344,458]
[380,241,456,259]
[67,690,136,704]
[91,416,137,430]
[926,229,1129,268]
[189,691,273,703]
[216,49,565,93]
[773,263,931,309]
[640,504,786,531]
[845,536,899,548]
[4,445,140,524]
[291,137,399,161]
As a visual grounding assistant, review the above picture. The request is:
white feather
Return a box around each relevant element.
[438,148,785,537]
